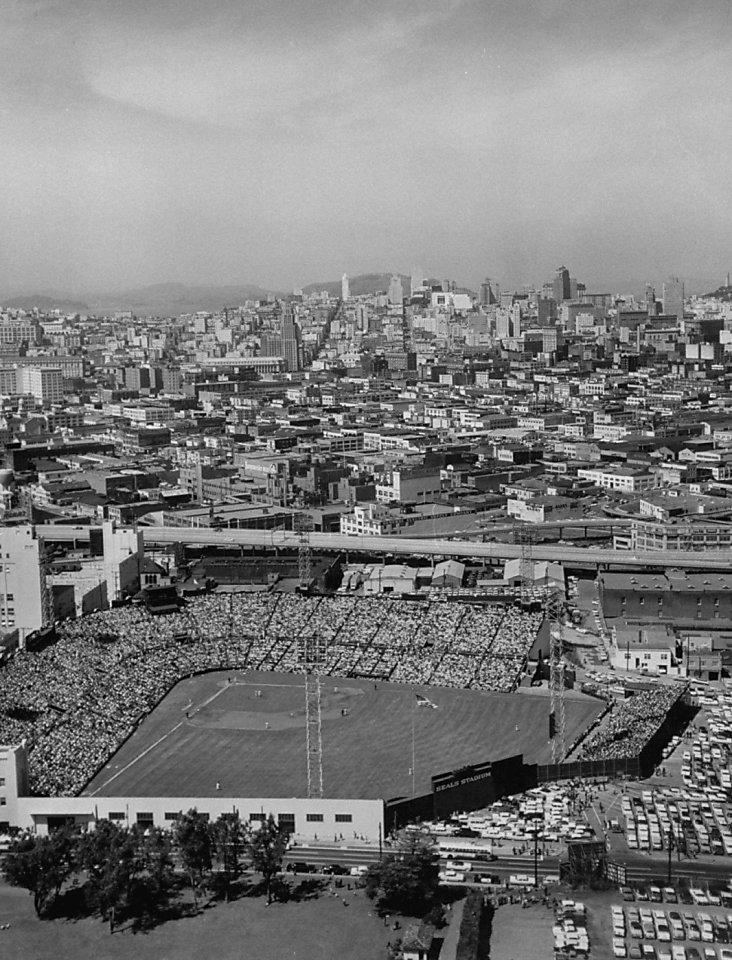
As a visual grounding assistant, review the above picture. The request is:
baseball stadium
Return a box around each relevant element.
[0,592,672,839]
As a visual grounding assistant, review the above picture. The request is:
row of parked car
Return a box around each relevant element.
[615,943,732,960]
[616,905,732,943]
[622,787,732,858]
[424,785,595,847]
[553,899,590,959]
[620,887,732,908]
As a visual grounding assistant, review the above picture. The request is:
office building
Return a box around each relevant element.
[0,526,45,642]
[341,273,350,300]
[280,305,302,372]
[552,266,572,302]
[17,366,64,404]
[479,278,497,307]
[662,276,685,321]
[388,275,404,307]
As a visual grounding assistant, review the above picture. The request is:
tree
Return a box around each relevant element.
[128,825,176,926]
[4,827,77,918]
[365,827,439,915]
[78,819,136,932]
[247,815,288,904]
[212,812,247,901]
[175,809,213,909]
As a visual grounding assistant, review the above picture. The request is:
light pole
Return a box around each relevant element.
[526,813,543,889]
[667,826,675,885]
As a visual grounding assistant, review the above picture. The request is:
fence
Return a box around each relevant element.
[535,756,641,784]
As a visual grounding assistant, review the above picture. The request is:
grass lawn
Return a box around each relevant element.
[0,879,411,960]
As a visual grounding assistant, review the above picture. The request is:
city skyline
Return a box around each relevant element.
[1,1,732,294]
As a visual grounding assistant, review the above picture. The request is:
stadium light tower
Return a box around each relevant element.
[295,513,313,592]
[512,521,535,606]
[38,538,55,630]
[298,635,327,799]
[545,589,567,764]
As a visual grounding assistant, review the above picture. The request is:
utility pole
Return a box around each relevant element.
[667,826,675,885]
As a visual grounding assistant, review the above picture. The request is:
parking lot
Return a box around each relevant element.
[606,885,732,960]
[612,683,732,864]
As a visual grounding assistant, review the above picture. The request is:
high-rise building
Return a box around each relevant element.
[479,278,497,306]
[495,309,511,339]
[662,276,685,321]
[552,266,572,302]
[17,367,63,404]
[0,318,42,347]
[280,304,302,371]
[341,274,350,300]
[0,526,45,642]
[542,326,562,354]
[388,275,404,307]
[410,268,423,297]
[538,298,557,325]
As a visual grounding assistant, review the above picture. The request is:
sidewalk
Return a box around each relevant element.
[437,898,464,960]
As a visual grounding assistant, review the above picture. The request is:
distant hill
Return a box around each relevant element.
[702,285,732,302]
[2,294,89,313]
[302,273,410,298]
[86,282,281,316]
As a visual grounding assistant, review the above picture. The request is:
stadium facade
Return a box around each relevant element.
[1,741,531,840]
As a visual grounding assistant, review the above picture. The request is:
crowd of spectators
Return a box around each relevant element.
[0,594,542,797]
[579,686,680,761]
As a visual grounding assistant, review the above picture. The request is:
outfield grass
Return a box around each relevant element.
[84,670,603,800]
[0,879,416,960]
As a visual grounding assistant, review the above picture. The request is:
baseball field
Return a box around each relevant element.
[83,670,603,800]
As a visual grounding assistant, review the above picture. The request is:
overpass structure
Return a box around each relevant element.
[35,523,732,571]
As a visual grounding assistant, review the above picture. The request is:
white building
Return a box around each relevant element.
[576,465,657,492]
[0,740,383,839]
[0,526,45,642]
[340,503,402,537]
[16,366,63,404]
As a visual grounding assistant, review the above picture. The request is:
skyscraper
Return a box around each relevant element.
[479,278,497,306]
[410,267,423,297]
[552,266,571,302]
[341,273,350,300]
[280,304,302,371]
[388,275,404,307]
[662,276,685,322]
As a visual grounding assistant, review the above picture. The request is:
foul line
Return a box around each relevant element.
[86,682,233,797]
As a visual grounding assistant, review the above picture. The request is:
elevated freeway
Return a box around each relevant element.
[35,524,732,570]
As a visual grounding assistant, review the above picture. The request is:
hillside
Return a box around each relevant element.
[86,282,281,316]
[1,294,89,313]
[302,273,410,298]
[702,285,732,302]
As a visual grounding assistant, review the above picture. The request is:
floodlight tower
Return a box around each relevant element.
[545,589,567,763]
[298,635,327,799]
[38,538,54,630]
[512,521,535,605]
[295,512,312,592]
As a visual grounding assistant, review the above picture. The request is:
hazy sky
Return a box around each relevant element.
[1,0,731,294]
